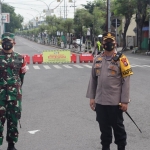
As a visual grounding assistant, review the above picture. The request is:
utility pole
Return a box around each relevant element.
[107,0,111,32]
[64,0,65,19]
[73,0,76,18]
[59,6,62,17]
[66,2,67,19]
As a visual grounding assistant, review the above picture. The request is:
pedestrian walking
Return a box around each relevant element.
[86,32,133,150]
[0,32,27,150]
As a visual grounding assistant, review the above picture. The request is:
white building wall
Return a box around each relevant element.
[122,14,137,47]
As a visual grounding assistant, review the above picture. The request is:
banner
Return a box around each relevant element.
[43,50,71,63]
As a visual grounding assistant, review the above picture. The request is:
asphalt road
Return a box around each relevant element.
[1,36,150,150]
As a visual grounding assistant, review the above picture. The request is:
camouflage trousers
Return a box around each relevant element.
[0,100,21,145]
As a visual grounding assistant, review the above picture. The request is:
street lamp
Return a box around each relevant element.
[30,8,43,23]
[107,0,111,32]
[37,0,56,16]
[37,0,49,10]
[27,13,37,28]
[70,0,76,18]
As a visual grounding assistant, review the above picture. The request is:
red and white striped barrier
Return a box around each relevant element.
[22,54,30,64]
[71,54,77,63]
[32,54,43,64]
[79,53,93,63]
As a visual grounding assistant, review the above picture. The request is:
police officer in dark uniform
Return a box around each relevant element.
[86,32,133,150]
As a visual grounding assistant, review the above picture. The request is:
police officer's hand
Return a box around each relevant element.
[90,99,96,111]
[119,103,128,112]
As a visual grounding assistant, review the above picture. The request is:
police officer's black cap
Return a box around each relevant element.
[102,32,115,41]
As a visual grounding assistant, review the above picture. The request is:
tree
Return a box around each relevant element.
[46,15,57,36]
[62,18,74,48]
[83,0,106,31]
[82,0,106,45]
[136,0,149,50]
[112,0,136,50]
[74,9,93,39]
[2,3,24,33]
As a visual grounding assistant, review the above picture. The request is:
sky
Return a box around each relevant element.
[3,0,94,24]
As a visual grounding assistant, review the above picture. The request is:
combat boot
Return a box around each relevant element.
[118,145,125,150]
[7,143,17,150]
[102,146,110,150]
[7,148,17,150]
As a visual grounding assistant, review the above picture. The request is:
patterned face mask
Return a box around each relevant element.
[103,42,115,51]
[2,41,13,51]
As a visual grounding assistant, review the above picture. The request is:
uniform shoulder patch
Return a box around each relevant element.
[119,54,133,77]
[95,55,103,63]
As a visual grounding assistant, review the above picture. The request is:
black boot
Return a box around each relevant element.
[7,148,17,150]
[118,145,125,150]
[7,143,17,150]
[102,146,110,150]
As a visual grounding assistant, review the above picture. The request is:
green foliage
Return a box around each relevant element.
[74,9,93,36]
[2,3,24,33]
[62,18,74,34]
[82,0,106,34]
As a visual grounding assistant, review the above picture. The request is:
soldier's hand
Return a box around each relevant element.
[90,99,96,111]
[119,103,128,112]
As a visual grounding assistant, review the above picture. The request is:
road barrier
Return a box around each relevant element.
[79,53,93,63]
[32,54,43,64]
[71,54,77,63]
[22,54,30,64]
[43,50,71,63]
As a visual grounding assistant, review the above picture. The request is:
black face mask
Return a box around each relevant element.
[103,42,115,51]
[2,41,13,51]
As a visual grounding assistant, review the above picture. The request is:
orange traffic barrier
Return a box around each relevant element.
[22,54,30,64]
[71,54,76,63]
[32,54,43,64]
[79,53,93,63]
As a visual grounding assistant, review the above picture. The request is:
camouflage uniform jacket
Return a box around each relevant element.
[0,50,27,101]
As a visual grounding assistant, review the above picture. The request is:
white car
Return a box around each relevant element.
[76,39,82,46]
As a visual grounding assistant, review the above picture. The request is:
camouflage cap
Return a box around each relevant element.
[102,32,115,41]
[2,32,15,41]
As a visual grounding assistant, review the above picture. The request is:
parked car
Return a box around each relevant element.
[76,39,82,46]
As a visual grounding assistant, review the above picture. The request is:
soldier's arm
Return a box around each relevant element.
[20,57,27,86]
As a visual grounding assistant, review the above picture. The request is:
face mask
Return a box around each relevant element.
[2,41,13,51]
[103,42,115,51]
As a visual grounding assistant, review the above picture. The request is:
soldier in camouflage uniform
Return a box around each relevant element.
[0,32,27,150]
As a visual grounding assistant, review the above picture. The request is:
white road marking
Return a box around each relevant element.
[26,66,29,70]
[28,130,40,134]
[131,65,144,67]
[83,64,92,68]
[73,64,83,68]
[128,56,150,62]
[63,65,72,68]
[142,65,150,67]
[33,66,40,69]
[43,65,51,69]
[53,65,62,69]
